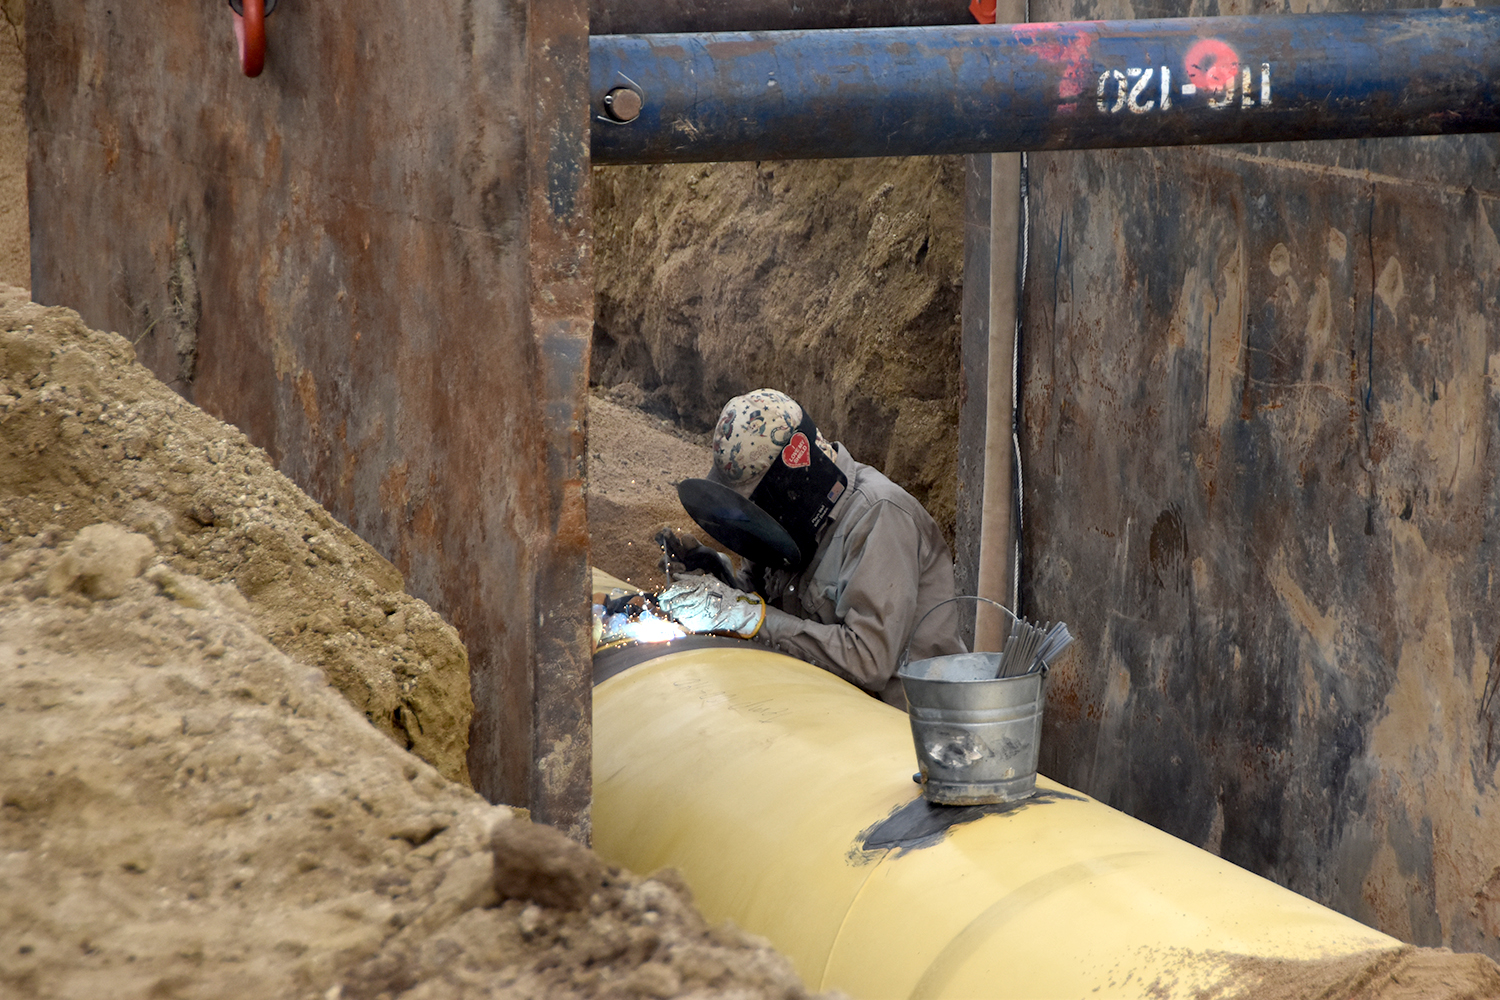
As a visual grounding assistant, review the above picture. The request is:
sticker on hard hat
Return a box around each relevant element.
[684,407,848,571]
[782,433,812,469]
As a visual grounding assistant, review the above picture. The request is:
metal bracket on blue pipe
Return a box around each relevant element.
[590,7,1500,164]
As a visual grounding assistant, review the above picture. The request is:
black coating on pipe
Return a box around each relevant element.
[860,790,1085,852]
[592,634,753,686]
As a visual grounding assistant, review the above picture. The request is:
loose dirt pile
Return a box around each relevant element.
[0,286,828,999]
[1215,945,1500,1000]
[0,536,822,1000]
[0,286,471,783]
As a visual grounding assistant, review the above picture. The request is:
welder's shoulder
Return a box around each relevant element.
[843,461,939,533]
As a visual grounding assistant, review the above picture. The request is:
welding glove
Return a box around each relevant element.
[654,528,740,588]
[658,576,766,639]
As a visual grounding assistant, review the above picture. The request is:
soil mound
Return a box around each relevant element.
[0,286,829,1000]
[0,286,470,783]
[0,527,824,999]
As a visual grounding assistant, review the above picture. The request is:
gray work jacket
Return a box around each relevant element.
[753,444,966,707]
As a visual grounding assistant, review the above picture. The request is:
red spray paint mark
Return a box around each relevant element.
[1012,23,1096,110]
[1184,38,1239,91]
[970,0,997,24]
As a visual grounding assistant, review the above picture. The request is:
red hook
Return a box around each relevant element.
[228,0,276,78]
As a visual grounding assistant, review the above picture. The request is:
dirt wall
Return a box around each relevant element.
[592,157,965,542]
[586,388,717,591]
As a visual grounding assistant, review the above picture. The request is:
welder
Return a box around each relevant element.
[657,388,964,708]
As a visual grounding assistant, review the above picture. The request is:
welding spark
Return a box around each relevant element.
[616,615,688,644]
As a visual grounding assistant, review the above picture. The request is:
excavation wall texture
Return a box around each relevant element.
[592,157,966,541]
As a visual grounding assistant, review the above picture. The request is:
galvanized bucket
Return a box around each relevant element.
[897,598,1045,806]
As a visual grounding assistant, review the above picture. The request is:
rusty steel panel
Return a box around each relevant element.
[26,0,593,836]
[526,0,595,834]
[1020,66,1500,964]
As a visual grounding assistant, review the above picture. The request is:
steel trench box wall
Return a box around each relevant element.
[1020,0,1500,956]
[25,0,593,835]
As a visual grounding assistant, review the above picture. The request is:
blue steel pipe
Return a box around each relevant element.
[591,7,1500,163]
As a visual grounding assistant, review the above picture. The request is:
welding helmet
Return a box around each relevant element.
[677,390,848,571]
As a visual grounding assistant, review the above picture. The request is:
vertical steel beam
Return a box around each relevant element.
[954,154,990,648]
[973,150,1021,651]
[525,0,595,839]
[27,0,593,836]
[971,0,1025,650]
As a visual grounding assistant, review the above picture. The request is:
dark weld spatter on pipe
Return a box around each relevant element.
[592,635,750,686]
[591,7,1500,164]
[591,0,972,35]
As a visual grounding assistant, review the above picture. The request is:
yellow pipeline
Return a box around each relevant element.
[592,643,1401,999]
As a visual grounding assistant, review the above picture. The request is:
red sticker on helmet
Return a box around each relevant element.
[782,433,811,469]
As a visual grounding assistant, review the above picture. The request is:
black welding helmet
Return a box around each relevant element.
[677,395,848,571]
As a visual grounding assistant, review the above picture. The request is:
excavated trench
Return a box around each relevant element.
[7,14,1500,994]
[591,158,966,547]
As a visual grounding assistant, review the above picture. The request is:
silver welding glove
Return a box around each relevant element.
[658,576,766,639]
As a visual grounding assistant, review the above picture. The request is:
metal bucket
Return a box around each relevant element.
[897,598,1045,805]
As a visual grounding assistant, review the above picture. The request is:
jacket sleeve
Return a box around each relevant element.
[755,499,926,691]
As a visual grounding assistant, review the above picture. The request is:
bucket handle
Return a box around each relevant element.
[898,594,1024,675]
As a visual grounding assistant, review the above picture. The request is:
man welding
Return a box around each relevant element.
[657,388,965,708]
